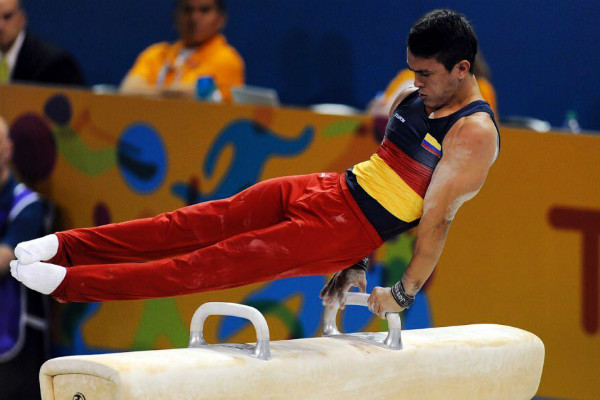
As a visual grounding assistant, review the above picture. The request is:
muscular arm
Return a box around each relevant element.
[367,113,498,317]
[120,74,197,98]
[402,114,498,295]
[120,75,160,96]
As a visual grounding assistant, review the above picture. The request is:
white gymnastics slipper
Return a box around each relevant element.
[15,234,59,264]
[10,260,66,295]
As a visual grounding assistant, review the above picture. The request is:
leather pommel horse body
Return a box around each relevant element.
[40,293,545,399]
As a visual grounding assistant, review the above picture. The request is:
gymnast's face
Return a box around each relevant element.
[175,0,225,48]
[0,0,25,54]
[407,49,468,112]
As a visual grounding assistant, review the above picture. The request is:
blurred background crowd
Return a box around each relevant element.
[1,0,598,130]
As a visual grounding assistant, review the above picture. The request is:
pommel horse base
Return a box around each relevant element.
[40,293,545,399]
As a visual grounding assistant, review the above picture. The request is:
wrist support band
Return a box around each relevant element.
[348,256,369,272]
[391,280,415,309]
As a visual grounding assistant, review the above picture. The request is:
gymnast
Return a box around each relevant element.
[10,9,499,318]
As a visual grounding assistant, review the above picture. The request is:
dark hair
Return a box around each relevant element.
[407,9,478,72]
[175,0,226,14]
[214,0,225,13]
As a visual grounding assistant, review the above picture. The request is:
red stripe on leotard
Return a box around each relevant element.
[376,137,434,198]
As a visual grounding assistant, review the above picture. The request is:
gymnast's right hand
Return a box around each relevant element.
[320,257,369,309]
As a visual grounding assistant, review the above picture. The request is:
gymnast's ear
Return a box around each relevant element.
[455,60,471,79]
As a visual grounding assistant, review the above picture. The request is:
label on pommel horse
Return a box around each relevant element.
[40,294,545,400]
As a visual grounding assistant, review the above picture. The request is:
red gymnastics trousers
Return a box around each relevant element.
[49,173,383,302]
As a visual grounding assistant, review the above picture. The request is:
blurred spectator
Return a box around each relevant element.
[370,52,497,117]
[0,0,85,86]
[120,0,244,102]
[0,116,50,400]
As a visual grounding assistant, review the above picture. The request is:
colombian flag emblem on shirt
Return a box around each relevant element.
[421,133,442,157]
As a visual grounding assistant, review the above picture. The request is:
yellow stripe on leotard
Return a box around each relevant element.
[353,154,424,222]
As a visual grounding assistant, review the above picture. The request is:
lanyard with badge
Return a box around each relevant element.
[156,48,194,88]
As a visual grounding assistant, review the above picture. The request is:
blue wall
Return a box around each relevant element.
[23,0,600,130]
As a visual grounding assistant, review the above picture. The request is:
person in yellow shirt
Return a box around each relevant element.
[120,0,244,102]
[371,53,497,117]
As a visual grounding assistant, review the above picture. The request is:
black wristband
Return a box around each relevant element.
[391,280,415,309]
[348,256,369,272]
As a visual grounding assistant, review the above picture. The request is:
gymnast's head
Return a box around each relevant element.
[406,9,479,110]
[174,0,226,48]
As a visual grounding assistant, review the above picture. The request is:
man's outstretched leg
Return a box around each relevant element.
[14,175,310,268]
[51,216,376,302]
[12,173,382,302]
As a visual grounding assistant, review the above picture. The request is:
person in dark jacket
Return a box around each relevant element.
[0,115,50,400]
[0,0,85,85]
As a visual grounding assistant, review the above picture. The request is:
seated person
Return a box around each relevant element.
[120,0,244,102]
[0,116,50,400]
[0,0,85,86]
[370,52,497,117]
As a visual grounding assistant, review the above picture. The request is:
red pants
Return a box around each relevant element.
[50,173,382,302]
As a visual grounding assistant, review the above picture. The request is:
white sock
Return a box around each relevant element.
[15,234,59,264]
[10,260,66,295]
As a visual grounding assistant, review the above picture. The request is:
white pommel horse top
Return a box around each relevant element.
[40,293,545,399]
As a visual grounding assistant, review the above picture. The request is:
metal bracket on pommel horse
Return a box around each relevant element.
[322,291,403,349]
[189,301,272,360]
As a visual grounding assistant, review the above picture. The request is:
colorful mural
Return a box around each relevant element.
[2,85,600,399]
[171,119,314,204]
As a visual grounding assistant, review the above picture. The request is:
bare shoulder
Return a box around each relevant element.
[388,87,419,118]
[444,113,498,165]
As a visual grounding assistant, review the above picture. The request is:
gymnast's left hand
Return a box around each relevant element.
[367,286,405,319]
[320,267,366,310]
